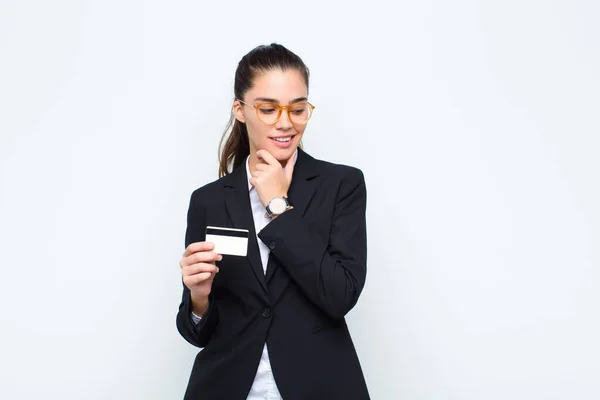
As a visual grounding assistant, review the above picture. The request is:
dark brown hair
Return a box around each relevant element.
[217,43,310,177]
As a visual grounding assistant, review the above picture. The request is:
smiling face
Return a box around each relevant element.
[233,68,309,166]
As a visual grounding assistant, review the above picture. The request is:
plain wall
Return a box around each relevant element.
[1,0,599,398]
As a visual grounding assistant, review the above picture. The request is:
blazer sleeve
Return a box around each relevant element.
[175,191,219,348]
[258,167,367,320]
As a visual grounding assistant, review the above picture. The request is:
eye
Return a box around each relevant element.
[258,104,278,114]
[291,104,307,114]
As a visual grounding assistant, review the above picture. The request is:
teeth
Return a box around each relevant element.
[273,137,291,142]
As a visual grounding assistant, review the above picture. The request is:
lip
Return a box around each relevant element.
[269,134,296,148]
[269,134,296,139]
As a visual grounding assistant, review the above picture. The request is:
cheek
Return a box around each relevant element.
[294,126,307,136]
[246,123,269,144]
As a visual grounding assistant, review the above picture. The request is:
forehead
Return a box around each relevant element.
[248,69,307,102]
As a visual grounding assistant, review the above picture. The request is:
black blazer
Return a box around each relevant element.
[176,148,370,400]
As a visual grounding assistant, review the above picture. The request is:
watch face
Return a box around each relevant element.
[269,197,287,214]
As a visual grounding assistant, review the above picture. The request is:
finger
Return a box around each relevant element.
[188,251,222,265]
[184,271,213,286]
[256,149,279,167]
[183,262,220,277]
[184,241,215,257]
[251,174,265,185]
[182,264,219,278]
[180,251,221,268]
[254,163,269,172]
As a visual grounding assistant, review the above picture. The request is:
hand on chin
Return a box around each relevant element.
[251,148,296,207]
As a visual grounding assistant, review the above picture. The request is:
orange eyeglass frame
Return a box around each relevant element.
[238,99,315,125]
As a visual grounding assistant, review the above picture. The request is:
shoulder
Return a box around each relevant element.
[310,155,365,187]
[188,175,228,209]
[306,154,366,212]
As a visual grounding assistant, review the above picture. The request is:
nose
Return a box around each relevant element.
[275,108,293,130]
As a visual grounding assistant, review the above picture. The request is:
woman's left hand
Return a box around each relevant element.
[250,149,295,207]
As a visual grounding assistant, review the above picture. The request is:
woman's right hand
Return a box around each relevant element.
[179,241,222,316]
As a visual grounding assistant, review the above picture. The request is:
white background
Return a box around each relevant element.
[1,0,599,399]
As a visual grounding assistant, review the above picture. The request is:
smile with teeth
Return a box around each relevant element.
[272,136,293,142]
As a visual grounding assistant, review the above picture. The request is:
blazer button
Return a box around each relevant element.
[261,308,271,318]
[269,242,276,250]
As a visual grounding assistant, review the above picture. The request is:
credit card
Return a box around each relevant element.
[205,226,249,257]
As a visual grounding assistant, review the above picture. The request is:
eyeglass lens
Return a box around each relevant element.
[256,103,312,124]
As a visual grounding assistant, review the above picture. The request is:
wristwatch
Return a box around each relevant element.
[265,196,292,219]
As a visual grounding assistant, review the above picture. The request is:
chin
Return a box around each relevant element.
[271,145,298,161]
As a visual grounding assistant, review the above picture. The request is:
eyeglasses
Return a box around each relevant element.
[238,99,315,125]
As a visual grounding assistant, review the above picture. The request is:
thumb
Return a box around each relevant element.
[284,152,296,183]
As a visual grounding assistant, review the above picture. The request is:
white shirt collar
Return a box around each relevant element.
[245,148,298,192]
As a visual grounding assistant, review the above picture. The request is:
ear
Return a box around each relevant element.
[232,100,246,123]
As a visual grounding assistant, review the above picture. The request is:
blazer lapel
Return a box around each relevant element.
[265,148,321,283]
[223,162,268,294]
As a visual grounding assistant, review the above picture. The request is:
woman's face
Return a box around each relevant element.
[233,68,308,164]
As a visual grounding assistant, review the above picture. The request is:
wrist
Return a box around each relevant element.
[271,206,293,219]
[265,196,292,219]
[263,193,288,208]
[190,293,209,316]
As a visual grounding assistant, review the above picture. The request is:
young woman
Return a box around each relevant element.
[177,43,370,400]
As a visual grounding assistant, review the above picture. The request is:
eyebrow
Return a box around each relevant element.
[254,97,308,104]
